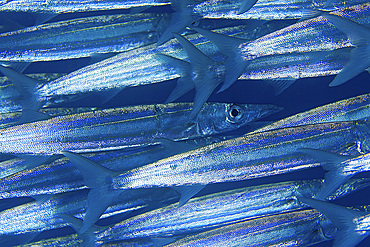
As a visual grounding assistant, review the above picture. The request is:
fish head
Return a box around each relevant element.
[194,103,283,135]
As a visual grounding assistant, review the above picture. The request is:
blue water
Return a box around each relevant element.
[1,5,370,247]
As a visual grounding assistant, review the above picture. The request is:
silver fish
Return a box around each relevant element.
[164,208,337,247]
[89,179,369,244]
[0,0,171,14]
[0,22,290,112]
[0,188,176,246]
[0,13,168,62]
[192,3,370,92]
[64,120,370,234]
[193,0,367,20]
[255,92,370,133]
[0,102,281,155]
[0,137,228,199]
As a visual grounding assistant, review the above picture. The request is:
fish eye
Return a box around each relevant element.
[228,105,243,122]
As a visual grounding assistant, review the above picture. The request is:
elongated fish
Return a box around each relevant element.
[0,13,168,62]
[193,0,367,20]
[0,0,171,14]
[298,148,370,199]
[255,93,370,133]
[192,3,370,92]
[0,136,229,199]
[0,102,281,155]
[299,197,370,247]
[164,208,337,247]
[64,120,370,233]
[82,179,369,244]
[0,189,169,246]
[0,22,290,112]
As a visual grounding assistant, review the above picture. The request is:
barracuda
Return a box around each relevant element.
[65,120,370,191]
[193,0,367,20]
[164,208,338,247]
[0,136,227,199]
[0,13,168,62]
[87,179,369,244]
[0,0,172,14]
[0,107,97,128]
[0,21,290,113]
[0,102,281,155]
[64,120,370,233]
[255,93,370,133]
[192,3,370,92]
[0,188,176,246]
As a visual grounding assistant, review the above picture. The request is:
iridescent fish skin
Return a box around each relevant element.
[194,0,367,20]
[95,179,369,243]
[0,102,281,155]
[0,0,171,13]
[239,47,350,80]
[0,73,64,114]
[240,3,370,60]
[164,209,337,247]
[0,107,97,128]
[111,121,370,189]
[0,188,175,245]
[255,93,370,133]
[34,22,290,105]
[0,137,226,199]
[0,13,167,62]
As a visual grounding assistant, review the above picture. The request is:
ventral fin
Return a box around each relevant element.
[80,189,122,233]
[298,148,353,199]
[157,138,198,155]
[192,27,248,92]
[0,65,44,111]
[62,151,117,189]
[238,0,258,14]
[18,109,51,124]
[173,32,220,118]
[156,54,194,103]
[31,13,58,25]
[264,77,297,95]
[298,196,369,247]
[157,0,198,45]
[173,184,206,207]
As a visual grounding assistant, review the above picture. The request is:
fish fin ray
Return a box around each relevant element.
[174,184,206,207]
[238,0,258,14]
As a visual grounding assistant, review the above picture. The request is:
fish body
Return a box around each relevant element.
[0,136,227,199]
[0,13,167,62]
[255,93,370,133]
[194,0,367,20]
[95,179,369,243]
[0,189,172,245]
[109,120,370,190]
[164,208,336,247]
[31,22,290,105]
[240,3,370,60]
[0,102,280,155]
[0,0,171,13]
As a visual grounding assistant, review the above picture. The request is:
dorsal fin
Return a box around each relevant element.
[192,27,249,92]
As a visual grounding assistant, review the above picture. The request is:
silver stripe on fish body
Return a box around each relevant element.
[0,102,281,155]
[193,0,368,20]
[94,178,370,243]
